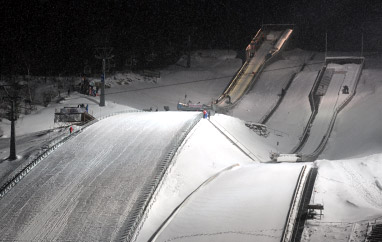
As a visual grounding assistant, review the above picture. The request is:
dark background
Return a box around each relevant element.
[1,0,381,75]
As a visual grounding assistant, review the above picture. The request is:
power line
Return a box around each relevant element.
[70,61,326,100]
[262,61,325,73]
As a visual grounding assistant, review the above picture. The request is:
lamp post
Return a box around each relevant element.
[95,47,114,107]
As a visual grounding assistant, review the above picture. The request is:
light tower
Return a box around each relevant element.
[95,46,114,107]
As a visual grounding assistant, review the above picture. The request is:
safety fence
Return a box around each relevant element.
[118,113,203,242]
[281,165,311,242]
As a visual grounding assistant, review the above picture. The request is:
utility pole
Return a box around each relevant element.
[95,47,114,107]
[325,32,328,59]
[9,98,16,160]
[361,33,364,57]
[2,81,23,160]
[186,35,191,68]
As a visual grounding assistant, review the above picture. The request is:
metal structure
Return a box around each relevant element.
[95,47,114,107]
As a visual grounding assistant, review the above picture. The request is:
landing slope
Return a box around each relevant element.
[0,111,198,242]
[153,163,305,242]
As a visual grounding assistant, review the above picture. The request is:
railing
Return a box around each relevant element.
[290,68,325,154]
[118,113,203,242]
[216,60,250,104]
[281,165,310,242]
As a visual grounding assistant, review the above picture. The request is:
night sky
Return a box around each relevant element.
[1,0,381,75]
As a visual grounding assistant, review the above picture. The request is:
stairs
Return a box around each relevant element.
[366,223,382,242]
[315,68,334,96]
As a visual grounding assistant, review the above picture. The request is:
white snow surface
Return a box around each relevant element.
[153,163,305,242]
[322,68,382,159]
[0,111,199,241]
[1,49,382,241]
[134,119,254,242]
[301,154,382,242]
[300,63,362,155]
[265,70,318,152]
[233,49,312,122]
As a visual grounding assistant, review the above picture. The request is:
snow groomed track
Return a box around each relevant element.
[216,26,293,110]
[0,111,200,242]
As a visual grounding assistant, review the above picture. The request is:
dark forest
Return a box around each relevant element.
[1,0,381,75]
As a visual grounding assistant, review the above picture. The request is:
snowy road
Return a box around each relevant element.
[300,63,362,155]
[0,111,199,241]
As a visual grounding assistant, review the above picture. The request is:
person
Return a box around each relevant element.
[86,104,89,113]
[67,88,70,96]
[203,110,207,119]
[342,85,349,94]
[69,126,73,134]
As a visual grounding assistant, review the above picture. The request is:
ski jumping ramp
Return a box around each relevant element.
[216,26,293,110]
[296,57,364,160]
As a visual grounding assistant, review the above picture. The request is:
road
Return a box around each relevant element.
[0,111,198,242]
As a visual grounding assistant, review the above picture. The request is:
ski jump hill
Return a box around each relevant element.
[216,25,293,111]
[0,25,370,242]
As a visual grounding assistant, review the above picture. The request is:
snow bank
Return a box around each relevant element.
[302,154,382,241]
[313,155,382,222]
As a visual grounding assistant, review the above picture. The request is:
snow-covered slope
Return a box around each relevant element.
[1,49,382,242]
[302,154,382,242]
[152,163,305,242]
[322,68,382,159]
[0,112,198,241]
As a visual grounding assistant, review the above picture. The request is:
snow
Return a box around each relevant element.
[300,63,362,155]
[0,93,134,138]
[0,112,199,241]
[133,119,254,242]
[232,49,313,122]
[1,48,382,241]
[301,154,382,242]
[265,70,318,152]
[103,50,241,111]
[322,68,382,159]
[152,163,305,242]
[218,30,282,106]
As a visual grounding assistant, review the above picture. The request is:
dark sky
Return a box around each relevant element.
[1,0,381,75]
